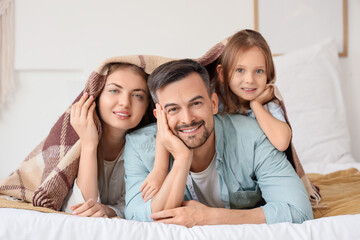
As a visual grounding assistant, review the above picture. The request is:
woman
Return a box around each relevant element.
[62,63,155,218]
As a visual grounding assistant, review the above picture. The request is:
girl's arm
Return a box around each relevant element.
[250,87,291,151]
[140,141,169,202]
[70,92,99,201]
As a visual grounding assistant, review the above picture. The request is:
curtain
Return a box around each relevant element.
[0,0,14,108]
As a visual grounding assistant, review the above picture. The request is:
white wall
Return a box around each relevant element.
[1,0,359,179]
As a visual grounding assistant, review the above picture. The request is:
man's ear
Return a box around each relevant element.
[216,65,224,83]
[211,92,219,114]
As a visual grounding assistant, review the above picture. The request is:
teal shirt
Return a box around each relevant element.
[124,114,313,224]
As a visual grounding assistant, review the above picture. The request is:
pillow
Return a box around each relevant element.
[274,39,355,167]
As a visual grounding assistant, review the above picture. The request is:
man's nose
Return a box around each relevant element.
[181,108,195,124]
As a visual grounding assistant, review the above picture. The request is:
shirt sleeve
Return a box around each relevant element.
[124,134,153,221]
[253,134,313,224]
[266,101,286,122]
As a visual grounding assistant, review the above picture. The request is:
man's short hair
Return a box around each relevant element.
[148,59,211,103]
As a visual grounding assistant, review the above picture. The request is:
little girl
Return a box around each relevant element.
[140,30,291,202]
[62,63,155,218]
[215,29,291,152]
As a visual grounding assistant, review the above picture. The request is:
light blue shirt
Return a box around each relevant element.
[124,114,313,224]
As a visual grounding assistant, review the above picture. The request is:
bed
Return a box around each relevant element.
[1,39,360,240]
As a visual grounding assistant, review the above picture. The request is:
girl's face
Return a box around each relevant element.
[228,46,267,102]
[98,68,149,135]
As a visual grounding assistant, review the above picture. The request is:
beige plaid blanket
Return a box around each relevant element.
[0,35,319,210]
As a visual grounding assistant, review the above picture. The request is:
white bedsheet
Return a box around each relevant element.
[0,207,359,240]
[0,162,359,240]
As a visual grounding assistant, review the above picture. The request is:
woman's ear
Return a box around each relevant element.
[216,65,224,83]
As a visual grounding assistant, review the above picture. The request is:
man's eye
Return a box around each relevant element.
[168,107,177,113]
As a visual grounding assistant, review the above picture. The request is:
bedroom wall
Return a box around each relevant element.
[0,0,359,179]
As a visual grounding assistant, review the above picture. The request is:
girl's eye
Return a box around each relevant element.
[256,69,264,74]
[236,68,244,73]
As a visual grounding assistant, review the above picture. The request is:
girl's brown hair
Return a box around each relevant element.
[214,29,275,114]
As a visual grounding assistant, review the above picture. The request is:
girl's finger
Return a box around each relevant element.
[140,181,148,192]
[141,184,151,199]
[144,188,157,202]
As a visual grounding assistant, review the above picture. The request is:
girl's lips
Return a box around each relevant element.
[242,88,257,92]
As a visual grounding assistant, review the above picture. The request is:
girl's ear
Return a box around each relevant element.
[153,109,157,119]
[217,65,224,83]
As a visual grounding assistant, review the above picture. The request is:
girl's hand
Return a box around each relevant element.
[70,199,108,218]
[140,168,167,202]
[252,85,275,105]
[156,104,192,161]
[70,92,98,147]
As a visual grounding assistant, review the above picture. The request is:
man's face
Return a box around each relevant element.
[156,73,218,149]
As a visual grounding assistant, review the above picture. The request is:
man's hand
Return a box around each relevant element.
[70,199,109,218]
[156,104,192,161]
[150,200,210,228]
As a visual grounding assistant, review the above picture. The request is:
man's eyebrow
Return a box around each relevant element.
[164,103,178,110]
[163,95,204,110]
[189,95,204,102]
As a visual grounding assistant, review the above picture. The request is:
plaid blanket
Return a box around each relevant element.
[0,35,320,210]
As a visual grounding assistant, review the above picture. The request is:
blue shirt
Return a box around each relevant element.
[124,114,313,224]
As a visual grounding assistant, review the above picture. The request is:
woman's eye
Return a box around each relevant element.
[133,93,144,100]
[109,89,119,93]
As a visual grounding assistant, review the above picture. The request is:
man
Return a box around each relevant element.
[124,59,313,227]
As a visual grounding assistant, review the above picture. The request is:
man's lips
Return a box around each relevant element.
[179,124,202,134]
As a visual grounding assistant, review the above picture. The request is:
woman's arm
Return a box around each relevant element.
[70,92,99,201]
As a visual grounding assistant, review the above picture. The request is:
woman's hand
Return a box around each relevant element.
[70,199,109,218]
[70,92,98,147]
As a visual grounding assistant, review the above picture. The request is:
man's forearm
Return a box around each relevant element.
[151,154,192,212]
[209,207,266,225]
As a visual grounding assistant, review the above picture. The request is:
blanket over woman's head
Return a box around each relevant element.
[0,35,320,211]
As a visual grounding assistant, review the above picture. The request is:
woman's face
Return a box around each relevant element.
[98,68,149,135]
[228,46,267,102]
